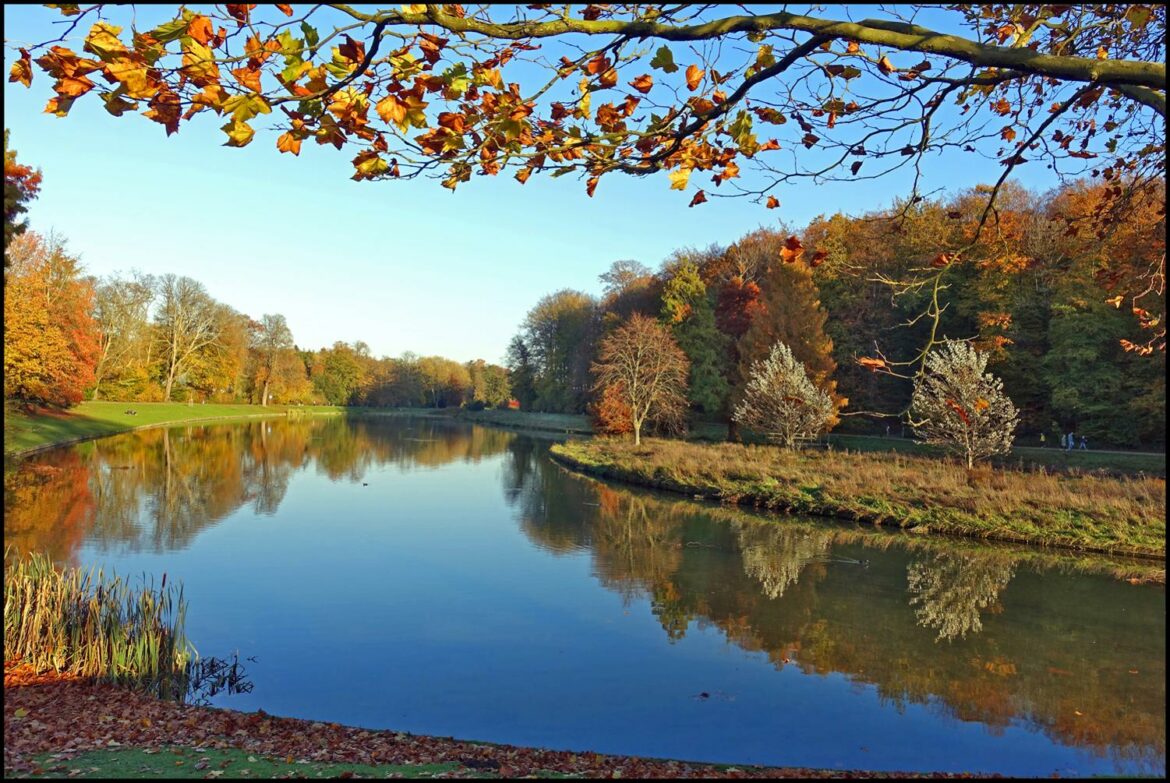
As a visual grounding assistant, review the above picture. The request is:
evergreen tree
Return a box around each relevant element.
[660,260,729,416]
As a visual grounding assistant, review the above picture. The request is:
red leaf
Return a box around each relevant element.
[689,190,707,207]
[765,195,780,209]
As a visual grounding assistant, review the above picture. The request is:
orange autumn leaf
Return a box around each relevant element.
[586,175,599,197]
[809,249,829,267]
[766,195,780,209]
[877,55,896,75]
[780,235,804,263]
[628,74,653,94]
[231,66,262,93]
[598,67,617,89]
[930,253,954,268]
[585,54,611,76]
[858,357,887,371]
[187,15,214,46]
[685,64,704,91]
[276,131,301,155]
[9,48,33,87]
[515,167,533,184]
[689,190,707,207]
[275,4,294,16]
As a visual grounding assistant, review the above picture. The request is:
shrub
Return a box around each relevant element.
[910,340,1019,469]
[733,341,834,449]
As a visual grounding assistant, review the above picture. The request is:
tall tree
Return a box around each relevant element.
[660,259,728,416]
[153,274,224,401]
[3,232,99,406]
[250,313,298,406]
[736,232,844,426]
[592,314,690,445]
[3,129,42,257]
[505,335,537,410]
[91,271,154,400]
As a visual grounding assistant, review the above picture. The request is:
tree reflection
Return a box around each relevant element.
[733,519,834,600]
[906,551,1018,641]
[6,414,517,559]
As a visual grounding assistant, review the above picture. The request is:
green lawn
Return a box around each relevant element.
[3,401,346,457]
[14,747,464,779]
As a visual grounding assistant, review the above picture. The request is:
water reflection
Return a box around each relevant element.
[4,416,1164,774]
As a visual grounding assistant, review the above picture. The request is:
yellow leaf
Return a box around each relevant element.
[220,118,254,147]
[668,168,690,190]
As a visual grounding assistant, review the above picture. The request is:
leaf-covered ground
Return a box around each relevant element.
[4,665,994,779]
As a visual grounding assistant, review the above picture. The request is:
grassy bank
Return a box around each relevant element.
[3,401,346,458]
[456,407,594,434]
[550,439,1166,559]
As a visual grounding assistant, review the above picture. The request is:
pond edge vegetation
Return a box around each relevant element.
[550,438,1166,562]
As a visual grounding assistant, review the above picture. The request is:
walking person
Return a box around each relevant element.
[1066,431,1075,452]
[1060,432,1067,450]
[1080,435,1088,450]
[1040,433,1046,448]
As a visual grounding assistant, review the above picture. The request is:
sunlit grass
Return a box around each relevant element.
[551,438,1166,558]
[4,401,346,457]
[3,550,195,699]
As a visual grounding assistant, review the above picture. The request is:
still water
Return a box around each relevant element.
[4,416,1165,776]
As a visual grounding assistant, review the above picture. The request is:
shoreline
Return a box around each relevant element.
[549,439,1166,562]
[2,664,1000,779]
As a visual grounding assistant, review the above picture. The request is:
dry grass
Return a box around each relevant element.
[551,438,1166,558]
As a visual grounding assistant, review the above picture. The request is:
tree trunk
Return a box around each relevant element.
[262,379,270,407]
[634,422,641,445]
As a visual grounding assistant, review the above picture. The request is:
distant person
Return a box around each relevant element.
[1060,432,1067,450]
[1040,433,1046,448]
[885,425,891,438]
[1080,435,1088,450]
[1067,432,1075,452]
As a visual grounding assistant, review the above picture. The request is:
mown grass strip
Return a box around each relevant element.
[550,438,1166,559]
[3,401,347,458]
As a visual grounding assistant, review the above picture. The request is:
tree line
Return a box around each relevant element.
[2,234,511,410]
[506,179,1165,449]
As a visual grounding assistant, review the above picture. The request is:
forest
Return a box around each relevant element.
[506,178,1165,449]
[5,122,1166,449]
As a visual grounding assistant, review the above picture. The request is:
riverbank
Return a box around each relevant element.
[2,664,993,779]
[550,439,1166,559]
[3,402,347,459]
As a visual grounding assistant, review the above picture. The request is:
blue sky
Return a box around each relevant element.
[2,5,1065,364]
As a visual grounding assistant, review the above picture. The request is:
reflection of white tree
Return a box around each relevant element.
[734,521,833,600]
[907,552,1017,642]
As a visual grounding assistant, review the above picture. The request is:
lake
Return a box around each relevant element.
[4,415,1165,776]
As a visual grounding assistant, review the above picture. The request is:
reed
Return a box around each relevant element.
[3,549,196,699]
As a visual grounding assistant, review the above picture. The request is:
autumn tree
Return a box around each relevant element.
[249,313,299,406]
[515,289,597,412]
[11,5,1162,349]
[736,232,843,428]
[3,232,99,407]
[505,335,537,409]
[90,271,155,400]
[592,314,689,445]
[153,274,226,401]
[3,129,41,256]
[733,342,834,449]
[909,340,1019,469]
[310,341,368,405]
